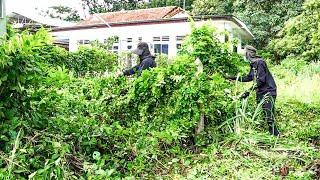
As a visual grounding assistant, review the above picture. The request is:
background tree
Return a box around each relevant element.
[80,0,147,13]
[192,0,234,15]
[148,0,194,11]
[42,5,81,22]
[42,0,194,23]
[269,0,320,63]
[192,0,304,49]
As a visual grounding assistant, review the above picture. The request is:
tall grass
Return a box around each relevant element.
[273,61,320,105]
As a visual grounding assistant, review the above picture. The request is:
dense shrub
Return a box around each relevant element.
[154,54,170,68]
[0,29,51,119]
[39,45,117,75]
[179,24,245,75]
[269,0,320,63]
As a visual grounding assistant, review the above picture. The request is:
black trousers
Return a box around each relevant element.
[257,94,280,136]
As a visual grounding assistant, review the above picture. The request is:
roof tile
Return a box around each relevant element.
[77,6,184,26]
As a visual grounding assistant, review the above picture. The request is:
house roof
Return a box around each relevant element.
[77,6,185,26]
[52,15,254,40]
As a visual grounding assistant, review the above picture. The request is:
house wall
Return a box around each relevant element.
[52,19,247,58]
[0,0,6,36]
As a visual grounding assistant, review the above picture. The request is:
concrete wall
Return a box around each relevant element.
[0,0,6,36]
[52,19,247,57]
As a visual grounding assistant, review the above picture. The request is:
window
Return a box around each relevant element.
[153,36,170,54]
[0,0,3,18]
[114,36,119,43]
[225,34,229,42]
[154,44,161,54]
[176,44,182,50]
[138,37,142,41]
[153,36,161,42]
[176,36,186,41]
[162,44,168,54]
[127,45,132,50]
[162,36,170,41]
[154,44,169,55]
[77,40,90,45]
[233,45,238,53]
[127,38,132,43]
[112,46,119,54]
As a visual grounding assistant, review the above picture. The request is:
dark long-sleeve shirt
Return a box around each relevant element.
[123,55,157,76]
[231,59,277,96]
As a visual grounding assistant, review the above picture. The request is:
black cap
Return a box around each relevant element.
[133,42,149,55]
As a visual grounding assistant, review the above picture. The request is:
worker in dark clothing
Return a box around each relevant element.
[123,42,157,76]
[226,45,280,136]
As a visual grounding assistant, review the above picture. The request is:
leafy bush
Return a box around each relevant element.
[179,23,245,75]
[155,54,170,68]
[69,46,117,74]
[269,0,320,62]
[0,29,51,119]
[39,45,117,75]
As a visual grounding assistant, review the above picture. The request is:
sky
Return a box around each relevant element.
[7,0,86,17]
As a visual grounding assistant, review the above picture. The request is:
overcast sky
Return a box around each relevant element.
[7,0,85,17]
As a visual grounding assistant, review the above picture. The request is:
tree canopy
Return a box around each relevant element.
[42,5,81,22]
[192,0,304,49]
[269,0,320,62]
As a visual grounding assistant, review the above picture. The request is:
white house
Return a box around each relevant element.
[51,6,254,57]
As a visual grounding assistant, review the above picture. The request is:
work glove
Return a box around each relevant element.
[115,70,124,77]
[240,92,250,99]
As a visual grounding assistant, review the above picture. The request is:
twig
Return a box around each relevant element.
[8,129,21,175]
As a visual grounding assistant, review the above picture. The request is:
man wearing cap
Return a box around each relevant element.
[226,45,280,136]
[123,42,157,76]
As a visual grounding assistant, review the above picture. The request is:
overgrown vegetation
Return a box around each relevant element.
[0,22,319,179]
[0,24,242,178]
[269,0,320,63]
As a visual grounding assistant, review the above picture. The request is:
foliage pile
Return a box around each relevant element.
[0,24,246,178]
[269,0,320,63]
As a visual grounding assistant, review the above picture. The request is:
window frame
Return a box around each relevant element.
[176,35,186,41]
[176,43,182,50]
[233,45,238,53]
[127,38,133,43]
